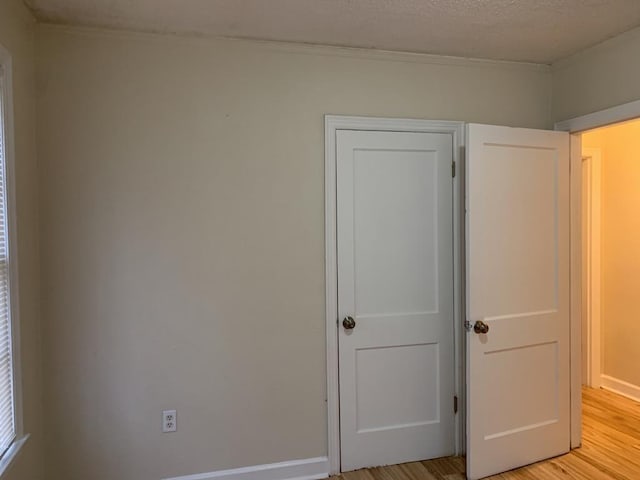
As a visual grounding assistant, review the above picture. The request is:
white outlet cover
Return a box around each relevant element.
[162,409,177,433]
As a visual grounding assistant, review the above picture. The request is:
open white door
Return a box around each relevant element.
[465,124,570,480]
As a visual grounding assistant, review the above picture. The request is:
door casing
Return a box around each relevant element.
[324,116,465,474]
[581,148,602,389]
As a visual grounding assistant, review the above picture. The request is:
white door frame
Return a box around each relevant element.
[556,97,640,449]
[324,115,465,474]
[581,148,602,389]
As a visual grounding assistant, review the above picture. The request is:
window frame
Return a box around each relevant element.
[0,42,27,474]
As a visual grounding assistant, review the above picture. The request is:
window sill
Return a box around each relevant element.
[0,434,29,478]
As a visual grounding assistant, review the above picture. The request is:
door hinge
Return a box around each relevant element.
[454,395,458,414]
[452,161,456,178]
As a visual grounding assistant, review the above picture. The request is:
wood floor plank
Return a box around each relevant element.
[397,462,439,480]
[333,387,639,480]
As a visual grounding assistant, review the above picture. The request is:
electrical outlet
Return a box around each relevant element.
[162,409,177,433]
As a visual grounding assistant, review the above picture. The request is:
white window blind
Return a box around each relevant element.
[0,67,16,457]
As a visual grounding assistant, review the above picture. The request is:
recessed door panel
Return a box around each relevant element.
[355,343,439,432]
[354,150,439,315]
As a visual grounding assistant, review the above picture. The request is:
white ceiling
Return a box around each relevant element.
[24,0,640,64]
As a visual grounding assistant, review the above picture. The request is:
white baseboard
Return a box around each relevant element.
[600,374,640,403]
[163,457,330,480]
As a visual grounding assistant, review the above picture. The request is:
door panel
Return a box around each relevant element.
[466,124,570,480]
[337,130,454,472]
[353,149,439,315]
[355,342,440,432]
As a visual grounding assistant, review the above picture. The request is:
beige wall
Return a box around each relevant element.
[582,120,640,388]
[553,26,640,122]
[36,25,552,480]
[0,1,43,479]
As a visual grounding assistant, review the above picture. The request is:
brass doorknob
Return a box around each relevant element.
[474,320,489,334]
[343,316,356,330]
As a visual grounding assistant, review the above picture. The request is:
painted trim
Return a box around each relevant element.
[37,24,550,73]
[324,115,465,473]
[0,42,24,447]
[162,457,329,480]
[555,99,640,133]
[568,134,582,449]
[600,375,640,403]
[324,116,339,474]
[582,148,602,389]
[0,434,28,478]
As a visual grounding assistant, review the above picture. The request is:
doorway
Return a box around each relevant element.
[580,118,640,402]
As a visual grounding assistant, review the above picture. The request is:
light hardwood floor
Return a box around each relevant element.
[334,387,640,480]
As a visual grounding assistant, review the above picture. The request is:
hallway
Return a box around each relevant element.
[334,387,640,479]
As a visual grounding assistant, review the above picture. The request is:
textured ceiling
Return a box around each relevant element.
[24,0,640,63]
